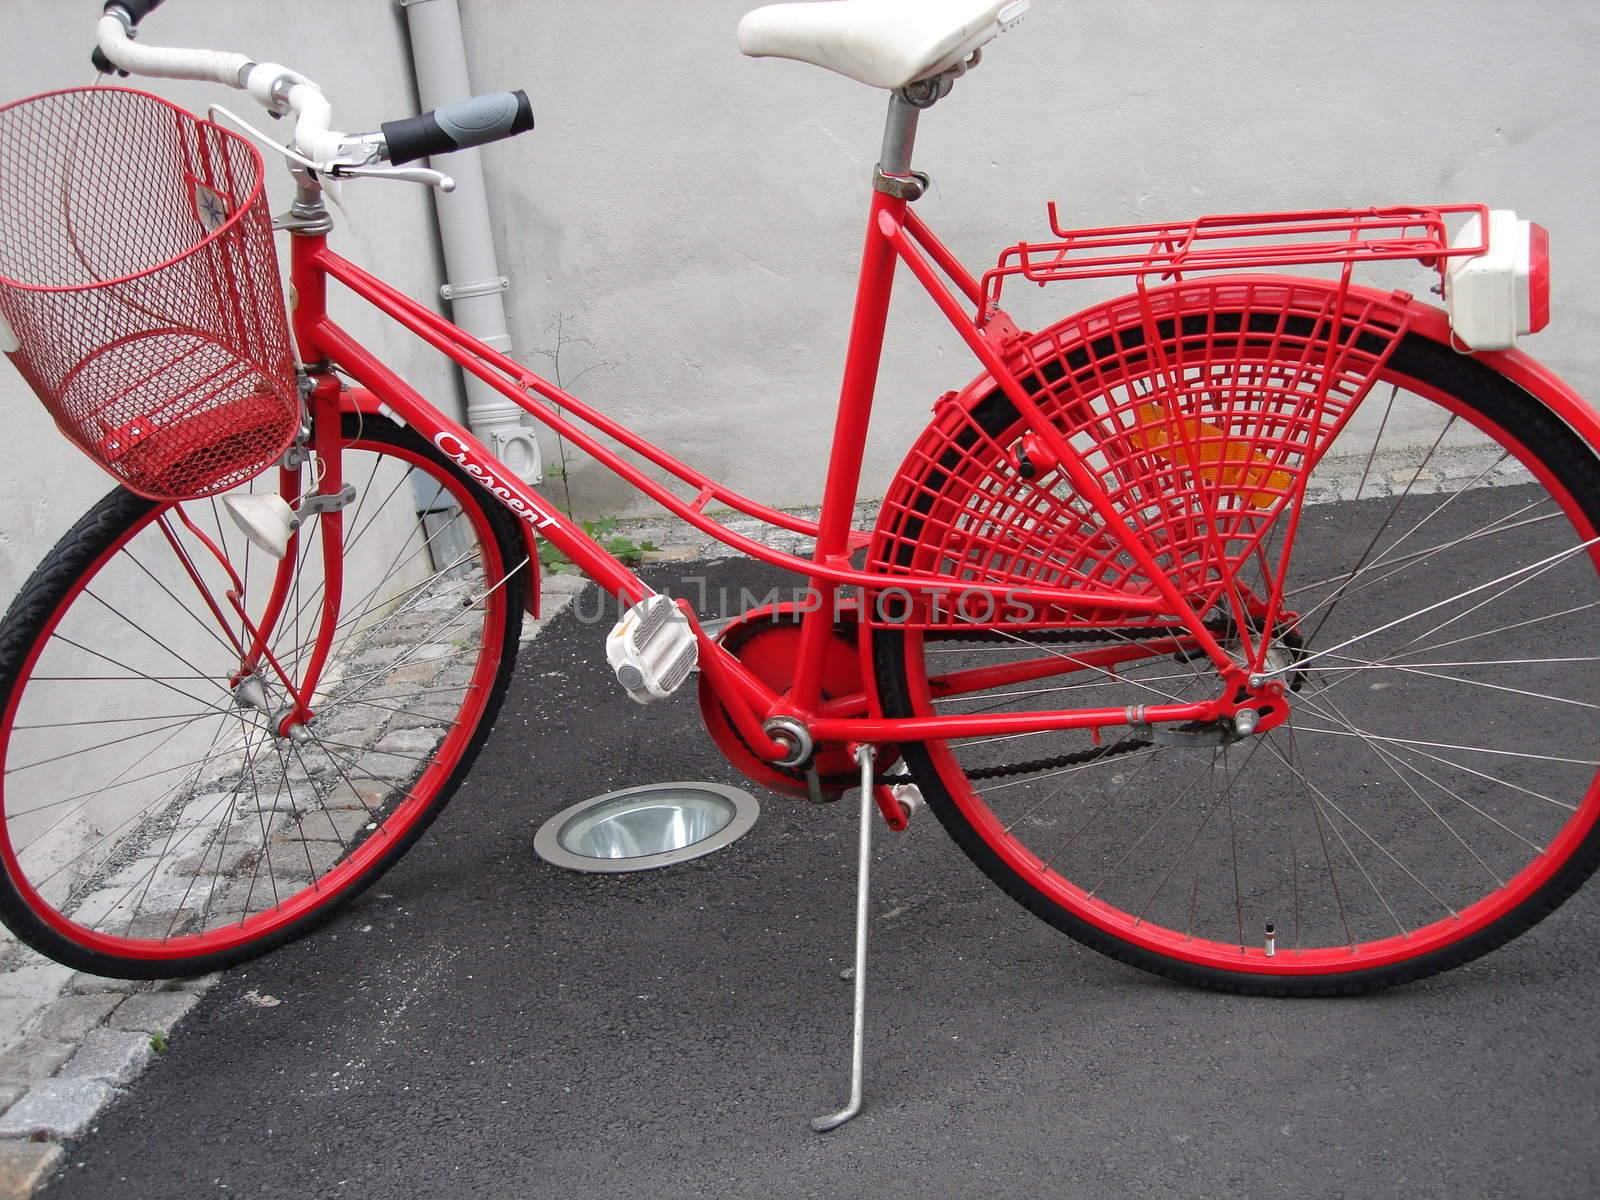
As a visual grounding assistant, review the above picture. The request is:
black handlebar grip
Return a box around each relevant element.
[92,1,167,75]
[381,90,535,165]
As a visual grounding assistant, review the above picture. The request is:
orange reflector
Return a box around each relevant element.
[1128,404,1293,509]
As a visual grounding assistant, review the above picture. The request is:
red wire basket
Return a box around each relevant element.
[0,87,298,502]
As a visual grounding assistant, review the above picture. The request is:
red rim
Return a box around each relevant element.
[0,432,509,963]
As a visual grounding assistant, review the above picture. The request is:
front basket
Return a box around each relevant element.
[0,87,298,502]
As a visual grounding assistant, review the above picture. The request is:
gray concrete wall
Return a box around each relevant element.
[474,0,1600,514]
[2,0,1598,585]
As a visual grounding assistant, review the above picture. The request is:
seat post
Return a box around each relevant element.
[878,90,921,176]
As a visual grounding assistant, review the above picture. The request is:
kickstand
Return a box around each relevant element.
[812,743,875,1133]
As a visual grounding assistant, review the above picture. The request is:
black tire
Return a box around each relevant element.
[0,415,528,978]
[873,328,1600,996]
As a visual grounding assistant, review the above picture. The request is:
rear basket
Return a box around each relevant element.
[0,87,298,502]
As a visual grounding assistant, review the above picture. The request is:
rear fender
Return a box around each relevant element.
[863,273,1599,647]
[1385,286,1600,450]
[918,274,1600,469]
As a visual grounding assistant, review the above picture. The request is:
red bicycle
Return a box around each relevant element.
[0,0,1593,1032]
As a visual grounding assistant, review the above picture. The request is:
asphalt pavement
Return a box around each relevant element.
[40,559,1600,1199]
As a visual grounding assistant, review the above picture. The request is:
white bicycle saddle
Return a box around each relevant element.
[738,0,1031,90]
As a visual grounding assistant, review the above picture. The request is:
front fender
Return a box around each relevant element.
[341,385,541,619]
[517,527,543,620]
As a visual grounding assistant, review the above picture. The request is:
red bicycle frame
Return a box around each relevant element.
[278,183,1299,760]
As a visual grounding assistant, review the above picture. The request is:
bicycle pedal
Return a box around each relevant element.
[606,594,698,704]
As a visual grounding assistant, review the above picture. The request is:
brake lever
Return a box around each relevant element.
[208,106,455,193]
[326,162,456,192]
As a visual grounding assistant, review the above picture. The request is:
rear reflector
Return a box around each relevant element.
[1528,221,1551,335]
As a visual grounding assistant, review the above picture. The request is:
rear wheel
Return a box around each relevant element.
[874,319,1600,995]
[0,415,527,978]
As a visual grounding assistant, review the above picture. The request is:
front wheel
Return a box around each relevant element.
[873,298,1600,995]
[0,415,528,978]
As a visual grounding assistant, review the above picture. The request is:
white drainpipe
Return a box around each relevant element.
[396,0,541,484]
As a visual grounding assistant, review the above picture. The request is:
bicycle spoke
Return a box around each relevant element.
[1286,716,1351,948]
[12,710,217,732]
[1285,498,1557,613]
[327,504,474,648]
[1286,721,1595,779]
[1086,751,1218,897]
[1380,601,1600,664]
[1134,752,1229,927]
[1324,656,1600,711]
[1352,384,1399,503]
[5,712,238,778]
[1263,732,1452,929]
[45,632,234,714]
[26,709,258,892]
[1313,688,1506,887]
[1300,411,1458,649]
[118,544,242,663]
[1280,537,1600,676]
[1,426,513,968]
[279,537,482,668]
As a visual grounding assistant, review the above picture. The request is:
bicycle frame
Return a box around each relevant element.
[280,183,1249,759]
[16,3,1600,1058]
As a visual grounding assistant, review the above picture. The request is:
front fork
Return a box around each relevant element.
[223,376,348,739]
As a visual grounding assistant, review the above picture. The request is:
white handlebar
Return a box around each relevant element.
[95,15,348,165]
[94,14,247,85]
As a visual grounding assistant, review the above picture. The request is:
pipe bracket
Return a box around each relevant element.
[440,275,510,302]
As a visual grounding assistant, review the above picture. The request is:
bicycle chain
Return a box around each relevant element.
[921,625,1191,646]
[875,619,1243,785]
[876,734,1152,786]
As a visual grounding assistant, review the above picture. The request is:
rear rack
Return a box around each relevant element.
[981,202,1490,317]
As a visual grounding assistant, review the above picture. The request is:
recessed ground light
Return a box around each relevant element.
[533,782,759,873]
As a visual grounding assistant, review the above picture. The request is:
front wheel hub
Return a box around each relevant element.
[273,704,315,745]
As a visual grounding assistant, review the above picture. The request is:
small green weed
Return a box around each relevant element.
[538,517,658,574]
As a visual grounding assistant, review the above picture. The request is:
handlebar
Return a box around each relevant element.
[90,0,167,66]
[91,1,533,186]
